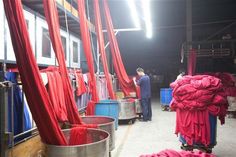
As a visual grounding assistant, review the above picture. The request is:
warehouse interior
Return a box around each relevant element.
[0,0,236,157]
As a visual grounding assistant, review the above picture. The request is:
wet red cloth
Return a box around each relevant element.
[94,0,116,99]
[140,149,215,157]
[69,127,90,145]
[86,101,96,115]
[103,0,136,96]
[43,0,82,124]
[47,71,68,122]
[75,71,87,96]
[3,0,67,145]
[170,75,227,146]
[77,0,99,102]
[188,49,197,76]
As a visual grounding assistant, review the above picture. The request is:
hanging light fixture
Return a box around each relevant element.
[127,0,141,29]
[142,0,152,38]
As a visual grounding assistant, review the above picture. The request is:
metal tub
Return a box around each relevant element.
[135,99,142,114]
[45,129,109,157]
[118,99,136,120]
[82,116,115,151]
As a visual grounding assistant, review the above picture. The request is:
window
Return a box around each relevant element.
[73,41,78,63]
[61,36,67,59]
[42,28,51,58]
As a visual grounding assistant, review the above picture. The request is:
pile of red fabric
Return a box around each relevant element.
[139,149,215,157]
[205,72,236,97]
[170,75,227,146]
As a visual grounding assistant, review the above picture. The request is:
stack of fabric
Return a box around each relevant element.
[139,149,215,157]
[170,75,227,146]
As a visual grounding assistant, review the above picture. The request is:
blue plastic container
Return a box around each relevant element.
[95,100,119,130]
[160,88,173,106]
[179,114,217,147]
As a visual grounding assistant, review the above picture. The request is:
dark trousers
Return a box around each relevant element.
[141,98,152,121]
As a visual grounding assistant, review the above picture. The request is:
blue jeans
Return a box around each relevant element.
[141,98,152,121]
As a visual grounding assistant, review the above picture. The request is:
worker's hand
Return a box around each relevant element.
[133,77,137,85]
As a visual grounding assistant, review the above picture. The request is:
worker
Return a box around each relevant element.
[176,69,185,80]
[135,67,152,122]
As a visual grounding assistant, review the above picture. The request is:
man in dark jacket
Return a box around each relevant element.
[136,67,152,121]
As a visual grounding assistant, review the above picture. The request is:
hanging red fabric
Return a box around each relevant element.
[3,0,66,145]
[75,71,87,96]
[77,0,99,103]
[43,0,83,124]
[103,0,136,96]
[94,0,116,100]
[187,49,197,76]
[47,71,68,122]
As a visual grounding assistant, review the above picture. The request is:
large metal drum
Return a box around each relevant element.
[118,99,136,120]
[135,99,142,114]
[81,116,115,151]
[45,129,109,157]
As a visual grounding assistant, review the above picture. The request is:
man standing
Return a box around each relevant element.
[135,68,152,121]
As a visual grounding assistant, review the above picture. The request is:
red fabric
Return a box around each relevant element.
[103,0,136,96]
[43,0,82,125]
[170,75,227,146]
[75,71,87,96]
[86,101,96,115]
[47,71,68,122]
[140,149,215,157]
[3,0,67,145]
[77,0,99,102]
[94,0,116,99]
[188,49,197,76]
[69,127,90,145]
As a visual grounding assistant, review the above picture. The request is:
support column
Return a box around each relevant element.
[186,0,192,50]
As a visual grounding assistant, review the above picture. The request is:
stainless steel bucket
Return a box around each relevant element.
[135,99,142,114]
[118,99,136,120]
[45,128,109,157]
[82,116,115,151]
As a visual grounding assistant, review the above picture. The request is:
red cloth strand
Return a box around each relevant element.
[77,0,99,103]
[103,0,136,96]
[140,149,216,157]
[170,75,227,146]
[43,0,82,124]
[69,127,89,145]
[3,0,67,145]
[94,0,116,99]
[75,71,87,96]
[188,49,197,76]
[46,71,68,122]
[86,101,96,116]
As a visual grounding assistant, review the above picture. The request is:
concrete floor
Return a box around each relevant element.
[111,99,236,157]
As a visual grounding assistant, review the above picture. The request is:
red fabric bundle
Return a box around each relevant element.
[43,0,82,125]
[3,0,67,145]
[187,49,197,76]
[86,101,96,115]
[47,71,68,122]
[140,149,215,157]
[170,75,227,146]
[69,127,90,145]
[103,0,136,96]
[94,0,116,99]
[75,71,87,96]
[77,0,99,102]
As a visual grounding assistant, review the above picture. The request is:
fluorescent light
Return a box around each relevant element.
[142,0,152,38]
[127,0,141,29]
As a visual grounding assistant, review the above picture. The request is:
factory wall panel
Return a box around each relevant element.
[70,35,81,68]
[0,0,4,60]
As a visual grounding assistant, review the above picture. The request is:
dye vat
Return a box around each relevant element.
[82,116,115,151]
[118,99,136,120]
[45,128,109,157]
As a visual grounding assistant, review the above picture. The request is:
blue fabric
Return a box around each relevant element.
[5,72,32,142]
[137,75,151,98]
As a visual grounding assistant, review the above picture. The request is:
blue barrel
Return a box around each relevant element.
[95,100,119,130]
[179,114,217,147]
[160,88,173,106]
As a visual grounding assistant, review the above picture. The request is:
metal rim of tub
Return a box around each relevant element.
[45,128,110,148]
[82,116,115,127]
